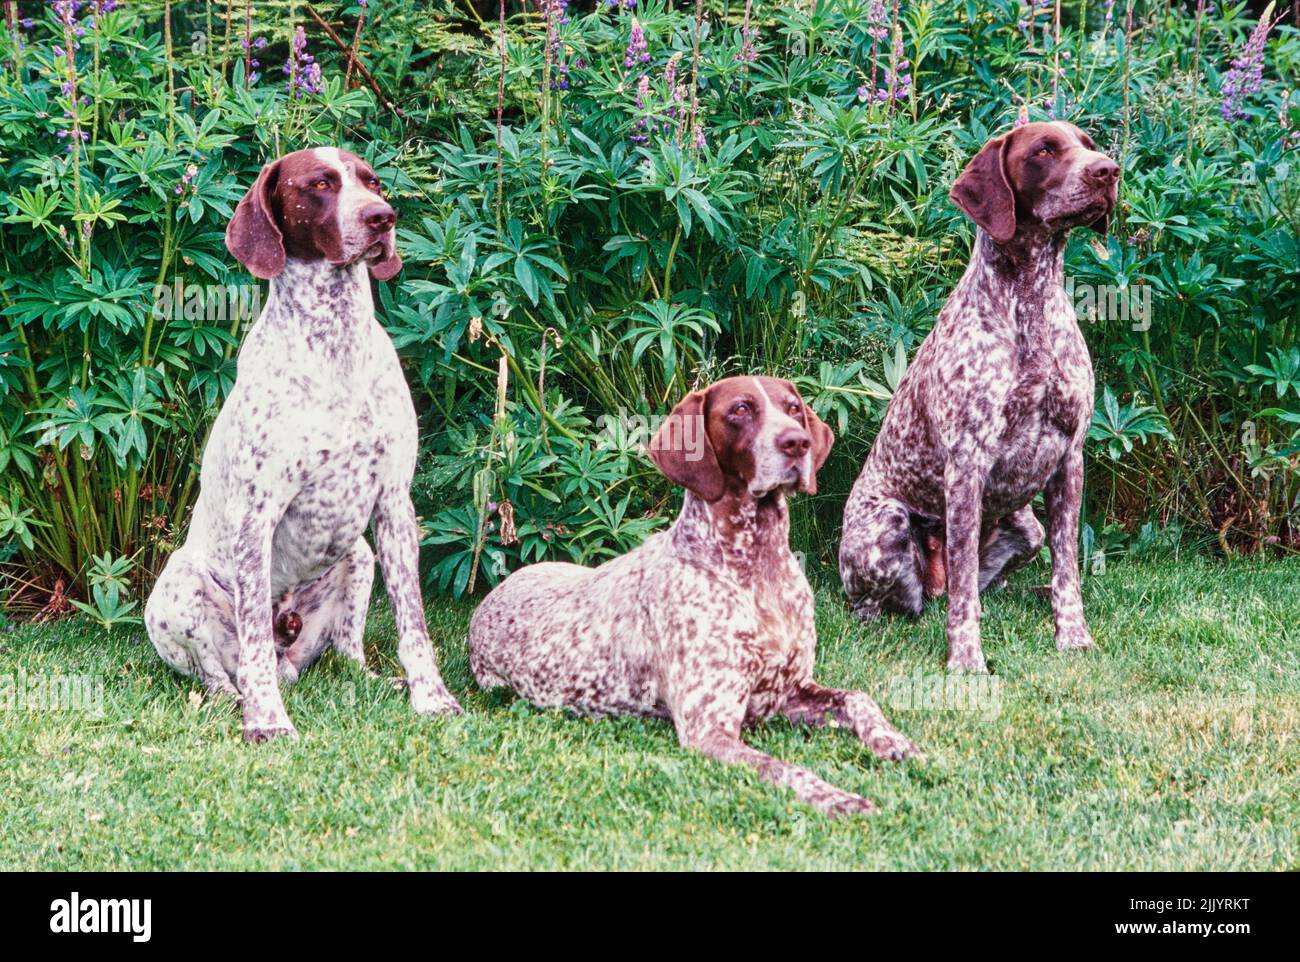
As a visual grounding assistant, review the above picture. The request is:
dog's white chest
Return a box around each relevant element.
[270,433,387,589]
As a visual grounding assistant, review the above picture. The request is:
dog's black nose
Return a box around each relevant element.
[362,202,396,231]
[1085,157,1119,184]
[777,428,811,458]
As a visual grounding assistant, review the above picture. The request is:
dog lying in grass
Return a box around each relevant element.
[469,376,919,816]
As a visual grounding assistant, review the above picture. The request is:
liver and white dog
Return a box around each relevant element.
[839,122,1119,673]
[146,148,461,742]
[470,377,918,816]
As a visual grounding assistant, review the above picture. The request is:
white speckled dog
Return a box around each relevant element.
[839,122,1120,673]
[470,377,918,817]
[145,147,461,742]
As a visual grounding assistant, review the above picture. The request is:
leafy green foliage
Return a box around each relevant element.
[1,1,1297,614]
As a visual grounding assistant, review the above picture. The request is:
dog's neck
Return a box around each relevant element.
[967,226,1070,338]
[261,258,374,370]
[671,488,793,581]
[973,226,1066,287]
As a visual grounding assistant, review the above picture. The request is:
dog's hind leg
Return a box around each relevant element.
[978,505,1045,591]
[839,496,927,619]
[676,677,877,818]
[146,549,240,698]
[782,683,921,762]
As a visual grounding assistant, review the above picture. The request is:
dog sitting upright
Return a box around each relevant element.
[839,122,1120,673]
[470,377,918,817]
[146,148,462,741]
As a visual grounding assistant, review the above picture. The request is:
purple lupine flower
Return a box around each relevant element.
[867,0,888,42]
[1220,14,1275,121]
[664,51,681,90]
[856,85,869,102]
[624,18,648,69]
[53,1,78,27]
[58,129,89,152]
[19,18,35,30]
[174,163,199,196]
[693,124,707,150]
[869,33,911,104]
[284,25,322,98]
[630,72,651,144]
[735,25,759,63]
[540,0,572,91]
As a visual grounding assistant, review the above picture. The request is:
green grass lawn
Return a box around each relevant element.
[2,557,1296,870]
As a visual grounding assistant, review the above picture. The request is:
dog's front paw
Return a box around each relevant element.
[243,720,299,744]
[865,725,923,763]
[409,681,464,716]
[1056,627,1095,652]
[818,789,877,819]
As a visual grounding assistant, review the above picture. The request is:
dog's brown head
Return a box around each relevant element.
[950,121,1119,245]
[648,376,834,502]
[225,147,401,281]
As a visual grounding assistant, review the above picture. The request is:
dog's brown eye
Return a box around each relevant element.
[313,179,329,190]
[368,177,381,190]
[732,403,750,417]
[787,401,801,415]
[1036,147,1052,157]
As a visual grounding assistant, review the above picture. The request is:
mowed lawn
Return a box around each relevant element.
[1,558,1296,871]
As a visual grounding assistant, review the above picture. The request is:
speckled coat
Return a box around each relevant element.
[145,148,461,742]
[839,122,1120,673]
[471,376,918,817]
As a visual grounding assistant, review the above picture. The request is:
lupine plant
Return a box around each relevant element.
[0,1,1297,615]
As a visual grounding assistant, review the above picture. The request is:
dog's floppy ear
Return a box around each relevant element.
[226,159,285,280]
[798,404,835,495]
[950,133,1016,245]
[649,389,725,502]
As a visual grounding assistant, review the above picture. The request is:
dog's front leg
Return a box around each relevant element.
[232,516,297,742]
[944,459,988,672]
[1044,443,1094,652]
[372,489,462,715]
